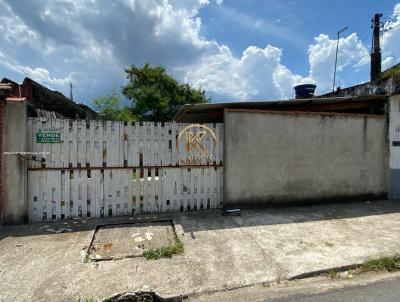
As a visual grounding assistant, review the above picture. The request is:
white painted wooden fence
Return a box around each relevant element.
[27,118,223,222]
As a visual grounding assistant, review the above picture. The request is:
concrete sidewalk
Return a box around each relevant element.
[1,200,400,301]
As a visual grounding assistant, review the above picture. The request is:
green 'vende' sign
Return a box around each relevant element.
[36,130,61,143]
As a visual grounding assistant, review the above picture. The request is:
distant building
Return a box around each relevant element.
[1,77,97,119]
[320,63,400,98]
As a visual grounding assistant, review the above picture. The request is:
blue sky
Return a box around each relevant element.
[0,0,399,105]
[199,1,397,73]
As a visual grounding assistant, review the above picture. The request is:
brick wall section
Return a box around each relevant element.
[0,100,3,224]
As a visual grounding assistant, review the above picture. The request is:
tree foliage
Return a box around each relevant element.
[92,89,136,121]
[122,64,209,121]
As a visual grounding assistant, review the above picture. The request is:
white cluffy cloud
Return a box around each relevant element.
[181,32,369,100]
[382,3,400,69]
[308,33,369,91]
[181,44,304,100]
[0,0,399,103]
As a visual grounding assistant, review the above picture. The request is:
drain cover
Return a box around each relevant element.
[88,221,176,261]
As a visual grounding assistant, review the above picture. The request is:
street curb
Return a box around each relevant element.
[289,254,400,280]
[287,263,364,280]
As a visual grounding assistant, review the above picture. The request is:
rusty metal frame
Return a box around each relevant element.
[28,163,223,171]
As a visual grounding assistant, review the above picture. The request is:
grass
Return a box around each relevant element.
[142,241,184,260]
[322,255,400,279]
[326,269,339,279]
[319,255,400,280]
[359,256,400,273]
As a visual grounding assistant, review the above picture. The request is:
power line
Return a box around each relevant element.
[339,56,370,81]
[381,8,400,34]
[383,22,400,33]
[335,12,399,85]
[359,31,372,43]
[338,14,397,82]
[333,31,371,83]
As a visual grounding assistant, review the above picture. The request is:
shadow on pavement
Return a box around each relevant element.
[1,200,400,240]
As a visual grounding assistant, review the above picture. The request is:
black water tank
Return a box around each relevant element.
[294,84,316,99]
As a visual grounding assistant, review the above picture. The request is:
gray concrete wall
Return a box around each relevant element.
[388,95,400,199]
[2,100,28,224]
[320,75,400,98]
[224,110,389,207]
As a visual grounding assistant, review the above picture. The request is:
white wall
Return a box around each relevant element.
[224,110,388,207]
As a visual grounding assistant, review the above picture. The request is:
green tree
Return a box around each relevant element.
[92,89,136,121]
[122,64,209,121]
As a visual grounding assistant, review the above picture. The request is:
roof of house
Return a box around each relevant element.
[0,82,12,100]
[1,77,97,119]
[0,83,12,90]
[172,95,387,123]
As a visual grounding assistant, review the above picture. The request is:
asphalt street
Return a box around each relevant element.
[270,276,400,302]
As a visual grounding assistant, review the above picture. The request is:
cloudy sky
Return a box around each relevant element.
[1,0,400,105]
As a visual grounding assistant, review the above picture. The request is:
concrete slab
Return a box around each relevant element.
[1,200,400,302]
[89,221,176,260]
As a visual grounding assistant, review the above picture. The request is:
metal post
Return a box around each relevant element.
[69,82,73,101]
[332,26,348,92]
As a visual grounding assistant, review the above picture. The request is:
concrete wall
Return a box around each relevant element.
[321,75,400,98]
[0,100,3,223]
[388,95,400,199]
[2,100,28,224]
[224,110,388,207]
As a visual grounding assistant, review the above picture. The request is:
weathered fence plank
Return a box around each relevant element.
[27,118,223,221]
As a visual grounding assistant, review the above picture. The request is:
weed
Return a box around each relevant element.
[326,269,338,279]
[359,256,400,272]
[142,241,183,260]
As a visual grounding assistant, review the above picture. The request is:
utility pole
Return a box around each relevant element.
[332,26,348,92]
[69,82,73,101]
[370,13,382,81]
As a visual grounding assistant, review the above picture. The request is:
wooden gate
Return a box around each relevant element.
[27,118,223,222]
